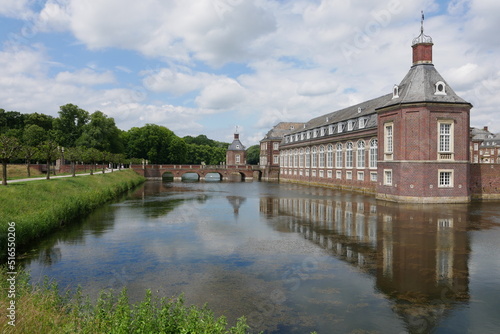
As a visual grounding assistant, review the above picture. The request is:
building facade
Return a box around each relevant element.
[266,25,483,203]
[226,132,247,166]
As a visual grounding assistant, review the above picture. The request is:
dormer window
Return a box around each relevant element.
[347,120,355,131]
[338,122,344,133]
[435,81,447,95]
[236,145,240,149]
[393,85,399,99]
[359,117,366,129]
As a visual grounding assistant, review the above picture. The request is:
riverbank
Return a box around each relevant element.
[0,169,145,257]
[0,267,249,333]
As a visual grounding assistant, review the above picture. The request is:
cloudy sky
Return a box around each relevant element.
[1,0,499,145]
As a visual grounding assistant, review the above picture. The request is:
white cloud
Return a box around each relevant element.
[0,0,34,19]
[142,68,216,95]
[56,68,115,86]
[195,78,246,110]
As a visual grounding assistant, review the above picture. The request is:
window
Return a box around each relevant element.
[384,170,393,186]
[346,171,352,180]
[329,125,334,134]
[273,155,279,164]
[438,170,453,188]
[438,121,454,160]
[327,170,333,178]
[236,154,240,164]
[299,148,304,168]
[305,147,310,168]
[312,147,317,168]
[359,117,366,129]
[319,145,325,168]
[393,85,399,99]
[273,142,279,150]
[336,143,343,168]
[319,170,324,178]
[346,142,353,168]
[338,122,344,133]
[294,149,298,168]
[336,170,342,179]
[370,172,377,182]
[327,144,333,168]
[357,171,364,181]
[357,140,366,168]
[435,81,447,95]
[369,139,378,168]
[384,123,394,160]
[347,120,355,131]
[236,145,240,149]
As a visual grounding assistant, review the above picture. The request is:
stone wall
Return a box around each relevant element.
[470,163,500,199]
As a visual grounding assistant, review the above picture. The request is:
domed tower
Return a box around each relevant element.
[376,13,473,203]
[226,128,247,166]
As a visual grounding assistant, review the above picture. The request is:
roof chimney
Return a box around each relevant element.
[483,126,489,132]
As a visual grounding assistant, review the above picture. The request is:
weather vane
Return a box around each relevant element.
[421,10,424,34]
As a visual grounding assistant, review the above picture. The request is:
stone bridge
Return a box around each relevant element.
[131,164,260,181]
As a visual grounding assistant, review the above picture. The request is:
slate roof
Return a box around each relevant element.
[471,127,500,147]
[262,122,305,140]
[287,93,392,136]
[381,64,471,109]
[227,137,246,151]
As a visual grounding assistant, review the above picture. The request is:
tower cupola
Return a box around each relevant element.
[412,11,433,65]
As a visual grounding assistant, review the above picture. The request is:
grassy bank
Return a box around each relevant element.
[0,164,43,180]
[0,169,145,255]
[0,268,249,333]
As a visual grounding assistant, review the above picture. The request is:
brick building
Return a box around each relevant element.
[470,126,500,164]
[226,132,247,166]
[263,23,493,203]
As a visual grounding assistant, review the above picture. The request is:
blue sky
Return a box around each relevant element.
[1,0,499,145]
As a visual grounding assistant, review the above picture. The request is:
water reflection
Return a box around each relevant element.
[19,182,500,333]
[260,194,470,332]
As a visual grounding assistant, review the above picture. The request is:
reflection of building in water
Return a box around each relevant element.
[226,196,246,218]
[260,195,470,331]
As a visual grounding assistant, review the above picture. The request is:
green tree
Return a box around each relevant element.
[64,146,85,177]
[20,145,38,177]
[76,111,124,153]
[0,109,25,134]
[37,138,59,180]
[168,137,188,164]
[0,135,21,185]
[23,124,47,146]
[24,112,54,131]
[53,104,89,147]
[246,145,260,165]
[126,124,176,164]
[84,148,101,175]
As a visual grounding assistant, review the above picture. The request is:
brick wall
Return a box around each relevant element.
[470,163,500,199]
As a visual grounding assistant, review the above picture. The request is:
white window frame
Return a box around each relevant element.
[384,169,393,186]
[438,120,454,160]
[336,143,343,168]
[346,142,353,168]
[336,170,342,179]
[346,171,352,180]
[357,140,365,168]
[369,138,378,168]
[384,122,394,160]
[438,170,454,188]
[357,171,364,181]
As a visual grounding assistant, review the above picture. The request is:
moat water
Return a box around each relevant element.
[22,180,500,333]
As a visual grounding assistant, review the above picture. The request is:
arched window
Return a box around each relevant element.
[294,149,298,168]
[299,148,304,168]
[319,145,325,168]
[305,147,311,168]
[336,143,343,168]
[346,142,353,168]
[327,144,333,168]
[370,139,378,168]
[312,147,317,168]
[357,140,366,168]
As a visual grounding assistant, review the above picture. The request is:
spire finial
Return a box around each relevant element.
[235,125,239,134]
[421,10,424,34]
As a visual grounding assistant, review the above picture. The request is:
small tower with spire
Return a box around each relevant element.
[226,127,247,166]
[412,11,433,65]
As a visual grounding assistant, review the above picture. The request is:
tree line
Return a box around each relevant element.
[0,104,233,185]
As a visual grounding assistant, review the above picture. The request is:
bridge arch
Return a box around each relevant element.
[205,172,222,181]
[181,172,201,182]
[162,171,174,181]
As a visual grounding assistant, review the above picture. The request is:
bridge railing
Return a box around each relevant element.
[132,164,257,170]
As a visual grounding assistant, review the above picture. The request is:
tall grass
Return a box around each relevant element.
[0,164,43,180]
[0,169,145,256]
[0,268,250,333]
